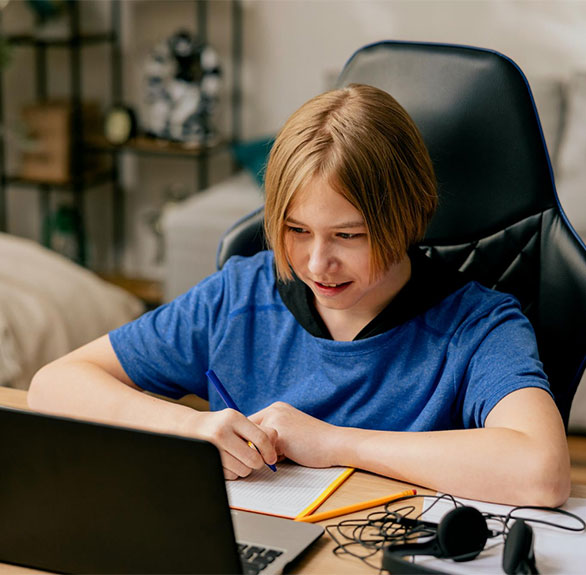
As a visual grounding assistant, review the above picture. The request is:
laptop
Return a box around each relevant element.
[0,406,324,574]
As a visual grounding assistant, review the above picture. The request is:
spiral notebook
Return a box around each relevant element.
[226,462,354,519]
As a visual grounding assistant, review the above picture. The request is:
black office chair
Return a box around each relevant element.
[217,42,586,428]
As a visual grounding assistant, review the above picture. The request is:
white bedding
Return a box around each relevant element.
[0,233,144,389]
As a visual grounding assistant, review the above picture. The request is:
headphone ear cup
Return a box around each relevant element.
[436,506,489,561]
[502,519,538,575]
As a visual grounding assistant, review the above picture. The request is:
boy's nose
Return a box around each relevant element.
[307,240,335,276]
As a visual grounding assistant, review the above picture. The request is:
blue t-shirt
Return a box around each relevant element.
[109,251,550,431]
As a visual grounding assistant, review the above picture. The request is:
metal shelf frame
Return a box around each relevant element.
[0,0,121,266]
[0,0,243,271]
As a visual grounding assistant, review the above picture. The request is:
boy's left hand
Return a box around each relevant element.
[250,402,340,468]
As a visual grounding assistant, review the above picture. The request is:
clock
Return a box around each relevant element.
[104,105,137,146]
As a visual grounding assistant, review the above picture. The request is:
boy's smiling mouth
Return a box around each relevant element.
[313,280,352,295]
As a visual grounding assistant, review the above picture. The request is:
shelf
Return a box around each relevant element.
[5,169,115,190]
[86,135,230,159]
[5,33,116,47]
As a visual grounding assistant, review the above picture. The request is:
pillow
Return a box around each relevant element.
[231,136,275,187]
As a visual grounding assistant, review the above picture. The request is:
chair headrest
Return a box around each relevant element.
[338,42,557,244]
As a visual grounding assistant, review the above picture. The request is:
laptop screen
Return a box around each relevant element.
[0,406,243,574]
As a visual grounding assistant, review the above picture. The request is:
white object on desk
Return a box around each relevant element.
[416,496,586,574]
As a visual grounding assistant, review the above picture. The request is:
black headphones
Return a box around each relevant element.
[382,506,538,575]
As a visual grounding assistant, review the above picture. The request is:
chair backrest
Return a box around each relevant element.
[217,42,586,427]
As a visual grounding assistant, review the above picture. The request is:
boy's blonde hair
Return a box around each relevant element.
[264,83,438,281]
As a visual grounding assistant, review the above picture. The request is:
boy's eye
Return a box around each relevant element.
[287,226,306,234]
[337,232,364,239]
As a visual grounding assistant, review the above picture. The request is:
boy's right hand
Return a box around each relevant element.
[186,409,278,480]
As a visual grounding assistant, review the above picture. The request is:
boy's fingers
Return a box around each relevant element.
[205,409,277,470]
[222,411,275,457]
[255,427,279,464]
[223,468,238,481]
[220,450,254,479]
[238,422,278,465]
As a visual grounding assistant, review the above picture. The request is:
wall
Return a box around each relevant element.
[241,0,586,136]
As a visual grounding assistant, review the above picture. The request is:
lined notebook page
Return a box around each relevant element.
[226,462,353,519]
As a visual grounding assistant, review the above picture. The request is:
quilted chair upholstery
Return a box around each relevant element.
[217,42,586,427]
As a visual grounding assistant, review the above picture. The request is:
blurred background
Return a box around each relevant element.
[1,1,585,420]
[1,0,585,281]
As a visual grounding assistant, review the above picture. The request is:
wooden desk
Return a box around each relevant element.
[1,386,584,574]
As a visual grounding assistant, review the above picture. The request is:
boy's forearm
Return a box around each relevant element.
[28,360,197,437]
[331,425,570,507]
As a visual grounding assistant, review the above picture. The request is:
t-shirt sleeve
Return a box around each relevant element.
[454,293,553,428]
[109,270,230,400]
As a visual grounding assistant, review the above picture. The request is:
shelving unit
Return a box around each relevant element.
[0,0,121,266]
[0,0,243,282]
[87,135,231,193]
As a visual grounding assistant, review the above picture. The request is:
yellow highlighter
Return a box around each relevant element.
[296,488,417,523]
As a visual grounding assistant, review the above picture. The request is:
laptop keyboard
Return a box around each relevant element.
[238,543,283,574]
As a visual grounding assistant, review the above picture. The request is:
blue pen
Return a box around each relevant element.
[205,369,277,472]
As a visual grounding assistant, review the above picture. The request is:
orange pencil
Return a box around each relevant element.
[295,488,417,523]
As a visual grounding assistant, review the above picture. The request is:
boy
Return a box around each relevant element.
[29,84,570,506]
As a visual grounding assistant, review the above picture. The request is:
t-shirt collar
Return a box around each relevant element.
[276,247,467,340]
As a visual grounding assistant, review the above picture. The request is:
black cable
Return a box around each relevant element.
[505,505,586,532]
[324,494,586,572]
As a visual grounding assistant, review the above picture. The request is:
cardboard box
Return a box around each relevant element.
[20,102,104,183]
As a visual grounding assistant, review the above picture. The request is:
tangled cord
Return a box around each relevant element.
[324,494,586,573]
[325,494,457,571]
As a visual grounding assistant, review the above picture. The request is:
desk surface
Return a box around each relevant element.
[1,386,585,574]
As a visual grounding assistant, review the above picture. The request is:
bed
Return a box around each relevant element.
[0,233,144,390]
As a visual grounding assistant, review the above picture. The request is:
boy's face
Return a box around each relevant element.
[284,176,410,326]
